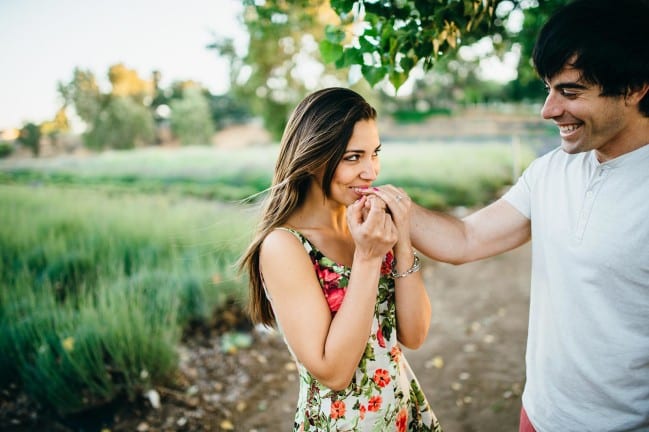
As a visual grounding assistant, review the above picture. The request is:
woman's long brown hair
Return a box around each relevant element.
[239,87,377,326]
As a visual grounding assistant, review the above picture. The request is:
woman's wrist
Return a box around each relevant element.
[390,250,421,279]
[352,250,385,266]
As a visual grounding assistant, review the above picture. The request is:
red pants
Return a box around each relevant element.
[519,406,537,432]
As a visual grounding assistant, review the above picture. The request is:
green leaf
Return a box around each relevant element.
[319,40,344,64]
[323,24,345,44]
[339,47,364,67]
[399,55,417,74]
[330,0,355,14]
[389,70,408,90]
[361,65,388,87]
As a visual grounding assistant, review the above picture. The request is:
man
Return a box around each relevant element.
[381,0,649,430]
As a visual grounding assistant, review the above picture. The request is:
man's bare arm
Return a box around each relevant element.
[410,198,531,265]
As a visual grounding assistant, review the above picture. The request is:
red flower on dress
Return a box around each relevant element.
[373,368,391,388]
[319,267,341,290]
[396,408,408,432]
[368,395,382,412]
[359,404,367,420]
[330,400,346,419]
[316,266,346,312]
[380,251,394,275]
[376,327,386,348]
[325,287,345,312]
[390,345,401,363]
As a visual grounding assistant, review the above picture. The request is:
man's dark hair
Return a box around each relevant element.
[533,0,649,116]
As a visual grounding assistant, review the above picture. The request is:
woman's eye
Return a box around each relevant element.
[345,154,360,161]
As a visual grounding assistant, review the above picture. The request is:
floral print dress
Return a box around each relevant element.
[271,228,443,432]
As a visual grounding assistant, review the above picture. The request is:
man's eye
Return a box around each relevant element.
[560,89,577,97]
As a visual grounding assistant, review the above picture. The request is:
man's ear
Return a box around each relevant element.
[625,83,649,106]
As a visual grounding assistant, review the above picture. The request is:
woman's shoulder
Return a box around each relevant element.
[259,228,319,284]
[261,227,310,258]
[263,226,300,245]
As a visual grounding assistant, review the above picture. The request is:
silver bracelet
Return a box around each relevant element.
[390,251,421,279]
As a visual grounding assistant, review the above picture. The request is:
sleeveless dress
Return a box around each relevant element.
[271,228,443,432]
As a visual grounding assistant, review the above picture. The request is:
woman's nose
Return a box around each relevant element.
[360,160,378,180]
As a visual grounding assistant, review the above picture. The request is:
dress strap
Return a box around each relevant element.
[274,226,301,238]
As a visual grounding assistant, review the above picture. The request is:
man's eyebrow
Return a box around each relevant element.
[556,82,588,89]
[546,81,589,90]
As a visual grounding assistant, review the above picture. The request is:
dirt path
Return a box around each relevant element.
[236,245,531,432]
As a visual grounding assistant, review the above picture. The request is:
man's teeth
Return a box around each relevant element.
[559,124,580,133]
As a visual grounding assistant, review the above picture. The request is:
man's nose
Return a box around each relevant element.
[541,91,563,120]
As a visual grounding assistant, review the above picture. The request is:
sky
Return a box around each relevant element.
[0,0,246,130]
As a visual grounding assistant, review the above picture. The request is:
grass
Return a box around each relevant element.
[0,141,537,209]
[0,184,256,414]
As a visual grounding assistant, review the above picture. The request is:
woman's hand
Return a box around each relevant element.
[362,186,412,253]
[347,195,397,260]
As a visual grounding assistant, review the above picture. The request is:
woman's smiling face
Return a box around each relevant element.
[328,119,381,206]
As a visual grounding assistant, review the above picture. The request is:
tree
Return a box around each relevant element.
[39,107,72,152]
[320,0,504,89]
[169,87,215,145]
[58,65,156,150]
[208,94,252,130]
[502,0,571,101]
[84,96,155,150]
[40,108,71,137]
[18,122,42,156]
[320,0,574,96]
[209,0,359,140]
[58,68,103,125]
[108,63,155,103]
[219,0,569,137]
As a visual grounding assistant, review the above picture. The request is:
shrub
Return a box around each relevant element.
[170,87,215,145]
[84,96,155,150]
[0,141,13,158]
[4,279,179,414]
[18,122,41,156]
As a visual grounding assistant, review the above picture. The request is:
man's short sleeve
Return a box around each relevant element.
[502,164,534,220]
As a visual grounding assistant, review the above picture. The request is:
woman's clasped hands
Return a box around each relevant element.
[347,194,396,260]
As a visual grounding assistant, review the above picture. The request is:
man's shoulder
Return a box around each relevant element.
[528,147,591,171]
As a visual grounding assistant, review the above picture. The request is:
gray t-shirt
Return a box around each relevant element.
[503,145,649,431]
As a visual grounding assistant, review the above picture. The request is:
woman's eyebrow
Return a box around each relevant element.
[344,144,381,154]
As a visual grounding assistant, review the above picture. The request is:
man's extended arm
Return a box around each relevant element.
[410,198,531,265]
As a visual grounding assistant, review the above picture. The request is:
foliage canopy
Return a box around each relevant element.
[321,0,501,89]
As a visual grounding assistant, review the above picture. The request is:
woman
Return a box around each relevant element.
[240,88,442,431]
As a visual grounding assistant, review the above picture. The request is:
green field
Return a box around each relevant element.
[0,141,537,415]
[0,141,536,207]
